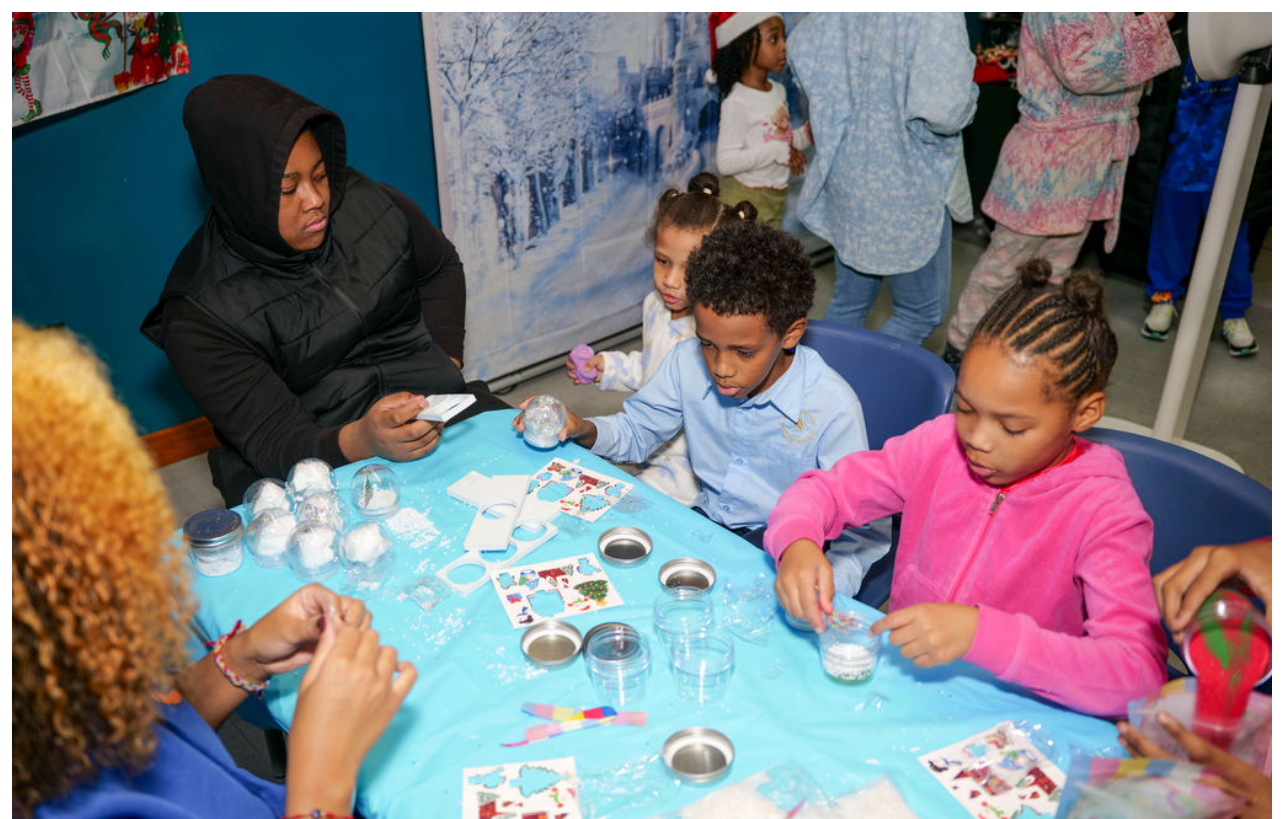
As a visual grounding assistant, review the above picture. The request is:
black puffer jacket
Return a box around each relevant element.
[142,75,465,480]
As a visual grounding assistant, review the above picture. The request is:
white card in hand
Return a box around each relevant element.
[416,393,476,423]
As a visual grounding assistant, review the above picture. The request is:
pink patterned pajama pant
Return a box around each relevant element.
[946,222,1091,350]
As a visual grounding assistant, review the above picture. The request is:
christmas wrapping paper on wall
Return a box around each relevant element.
[12,12,189,127]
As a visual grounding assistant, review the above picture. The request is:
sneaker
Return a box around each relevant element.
[1141,299,1177,340]
[941,343,963,374]
[1221,318,1259,357]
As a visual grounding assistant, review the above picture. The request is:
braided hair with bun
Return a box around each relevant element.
[970,258,1118,402]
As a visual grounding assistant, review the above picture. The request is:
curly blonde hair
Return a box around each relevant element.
[12,322,195,817]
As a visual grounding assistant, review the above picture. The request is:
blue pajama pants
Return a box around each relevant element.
[1146,186,1252,319]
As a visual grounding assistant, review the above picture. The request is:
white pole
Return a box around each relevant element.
[1151,78,1271,441]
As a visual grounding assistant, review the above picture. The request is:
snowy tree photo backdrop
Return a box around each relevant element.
[423,13,721,382]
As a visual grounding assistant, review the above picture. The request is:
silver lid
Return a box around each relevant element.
[520,620,583,668]
[663,727,734,783]
[598,526,653,566]
[658,557,716,590]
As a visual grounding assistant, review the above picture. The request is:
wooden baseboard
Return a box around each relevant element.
[143,417,221,467]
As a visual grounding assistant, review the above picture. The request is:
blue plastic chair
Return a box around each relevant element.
[1080,426,1272,687]
[801,320,957,449]
[799,320,957,607]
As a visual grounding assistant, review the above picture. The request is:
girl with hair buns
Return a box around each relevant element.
[566,171,754,506]
[13,321,415,819]
[767,260,1168,717]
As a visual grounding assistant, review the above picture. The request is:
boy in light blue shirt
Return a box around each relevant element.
[517,219,888,597]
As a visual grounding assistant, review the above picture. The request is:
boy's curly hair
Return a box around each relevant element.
[12,322,194,817]
[685,219,815,337]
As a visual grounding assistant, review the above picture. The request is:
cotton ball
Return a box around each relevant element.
[289,521,339,575]
[288,458,334,500]
[342,521,392,565]
[247,508,296,567]
[244,478,291,517]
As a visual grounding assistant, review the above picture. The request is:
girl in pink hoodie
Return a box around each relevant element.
[767,260,1167,717]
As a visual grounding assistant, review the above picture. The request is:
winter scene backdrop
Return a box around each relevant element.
[423,12,813,382]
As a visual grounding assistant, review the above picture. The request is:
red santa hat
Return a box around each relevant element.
[706,12,779,84]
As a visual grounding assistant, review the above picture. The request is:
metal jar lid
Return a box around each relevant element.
[582,621,633,648]
[184,509,244,550]
[658,557,716,591]
[520,620,583,669]
[598,526,653,566]
[663,727,734,783]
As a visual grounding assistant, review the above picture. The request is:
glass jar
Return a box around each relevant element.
[184,509,244,577]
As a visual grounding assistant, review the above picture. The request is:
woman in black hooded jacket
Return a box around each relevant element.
[143,74,501,504]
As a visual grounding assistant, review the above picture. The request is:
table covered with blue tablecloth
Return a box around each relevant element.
[186,410,1121,818]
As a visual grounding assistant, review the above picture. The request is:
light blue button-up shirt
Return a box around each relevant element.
[590,339,868,531]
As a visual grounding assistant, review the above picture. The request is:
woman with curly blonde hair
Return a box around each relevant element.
[13,321,416,819]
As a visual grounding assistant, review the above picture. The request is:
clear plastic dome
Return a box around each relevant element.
[351,464,399,517]
[523,394,568,449]
[340,520,395,586]
[243,478,292,518]
[295,491,348,531]
[287,520,340,581]
[245,507,297,569]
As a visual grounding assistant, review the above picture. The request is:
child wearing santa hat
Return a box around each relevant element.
[708,12,811,230]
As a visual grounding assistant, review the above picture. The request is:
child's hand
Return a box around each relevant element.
[564,353,604,384]
[1153,540,1272,643]
[511,396,597,446]
[1117,714,1271,818]
[788,145,807,175]
[870,603,978,668]
[775,540,834,632]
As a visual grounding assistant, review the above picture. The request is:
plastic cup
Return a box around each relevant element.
[818,604,880,685]
[584,624,650,707]
[652,587,714,645]
[670,631,735,705]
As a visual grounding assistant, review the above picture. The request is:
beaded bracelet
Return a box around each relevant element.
[282,812,353,819]
[207,619,268,697]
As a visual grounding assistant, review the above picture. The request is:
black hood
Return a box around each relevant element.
[182,74,347,260]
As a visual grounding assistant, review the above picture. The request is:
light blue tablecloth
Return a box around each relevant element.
[187,410,1121,818]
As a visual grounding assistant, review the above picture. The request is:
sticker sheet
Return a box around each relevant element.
[528,458,633,522]
[917,721,1065,819]
[491,552,624,629]
[461,756,580,819]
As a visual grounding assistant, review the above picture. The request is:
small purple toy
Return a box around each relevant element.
[570,343,598,385]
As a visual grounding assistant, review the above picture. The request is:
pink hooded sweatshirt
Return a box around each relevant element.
[765,414,1168,717]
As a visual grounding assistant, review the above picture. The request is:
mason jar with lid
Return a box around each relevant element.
[185,509,245,577]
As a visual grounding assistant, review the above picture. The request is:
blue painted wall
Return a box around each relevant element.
[12,12,441,435]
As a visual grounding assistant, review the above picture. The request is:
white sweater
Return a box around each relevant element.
[715,80,811,190]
